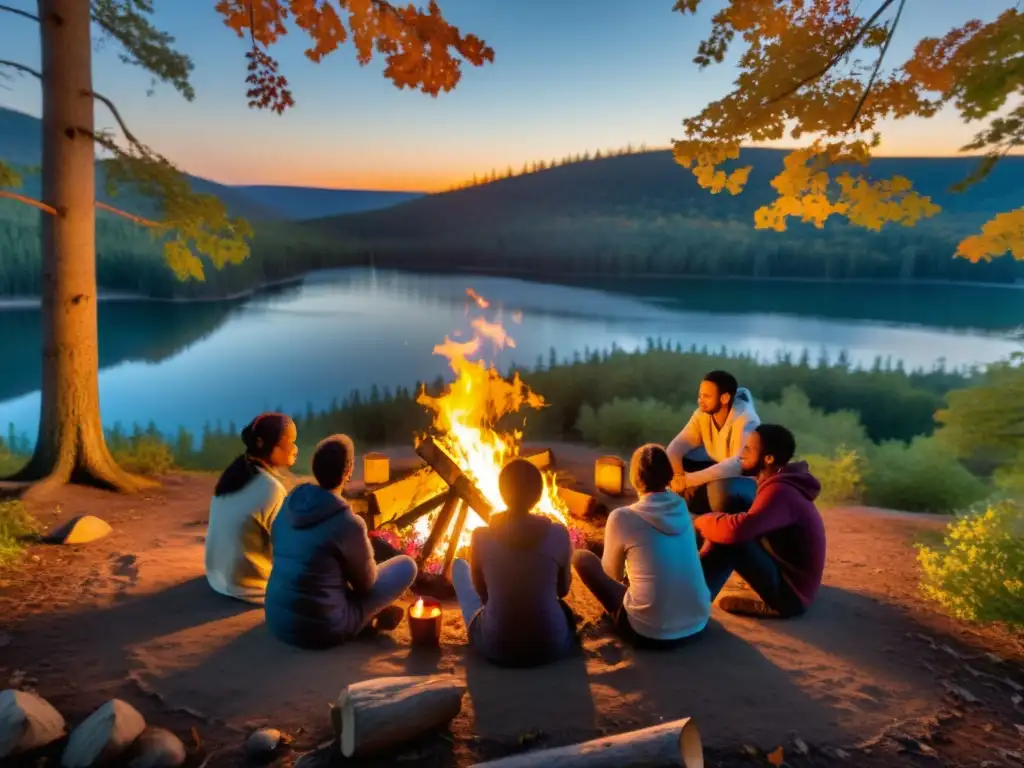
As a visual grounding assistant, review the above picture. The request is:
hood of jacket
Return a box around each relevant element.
[759,461,821,501]
[628,491,691,535]
[285,483,351,529]
[729,387,757,424]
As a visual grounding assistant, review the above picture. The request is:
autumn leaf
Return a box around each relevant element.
[767,745,785,766]
[673,1,1024,262]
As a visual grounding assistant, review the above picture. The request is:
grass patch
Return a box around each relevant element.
[0,500,37,568]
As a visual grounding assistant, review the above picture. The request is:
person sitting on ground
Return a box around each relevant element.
[572,444,710,647]
[666,370,760,516]
[205,413,297,604]
[450,458,576,667]
[696,424,826,618]
[265,435,418,649]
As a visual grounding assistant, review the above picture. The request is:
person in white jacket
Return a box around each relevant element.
[572,444,710,647]
[666,370,759,516]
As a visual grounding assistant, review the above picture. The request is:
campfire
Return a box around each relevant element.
[363,289,578,579]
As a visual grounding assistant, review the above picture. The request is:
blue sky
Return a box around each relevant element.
[0,0,1014,191]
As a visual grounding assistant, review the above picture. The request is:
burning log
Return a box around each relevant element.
[557,487,596,519]
[416,437,494,522]
[367,465,450,529]
[523,448,554,471]
[334,675,466,759]
[469,718,703,767]
[442,500,470,579]
[417,489,462,565]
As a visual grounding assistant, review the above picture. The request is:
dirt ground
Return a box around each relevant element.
[1,445,1022,768]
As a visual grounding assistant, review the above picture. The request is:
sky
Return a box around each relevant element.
[0,0,1015,192]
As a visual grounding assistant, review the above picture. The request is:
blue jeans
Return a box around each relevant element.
[701,540,805,618]
[682,457,756,515]
[357,555,418,631]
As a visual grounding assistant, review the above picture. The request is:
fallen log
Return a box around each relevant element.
[416,438,494,522]
[557,486,596,519]
[469,718,703,768]
[334,675,466,759]
[367,465,450,529]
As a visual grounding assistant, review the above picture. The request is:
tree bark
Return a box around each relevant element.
[9,0,154,493]
[469,718,703,768]
[335,675,466,758]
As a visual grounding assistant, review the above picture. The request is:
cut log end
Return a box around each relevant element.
[337,675,466,759]
[469,717,702,768]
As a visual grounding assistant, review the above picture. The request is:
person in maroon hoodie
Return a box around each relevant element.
[694,423,827,618]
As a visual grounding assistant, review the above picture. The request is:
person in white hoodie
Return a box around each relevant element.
[571,443,710,647]
[667,370,759,516]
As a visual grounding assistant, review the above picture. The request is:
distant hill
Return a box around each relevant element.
[236,185,422,219]
[310,148,1024,284]
[0,107,418,222]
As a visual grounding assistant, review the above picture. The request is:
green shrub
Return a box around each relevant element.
[759,386,871,458]
[917,498,1024,629]
[806,449,864,506]
[576,398,689,452]
[112,435,176,476]
[0,501,37,568]
[865,437,988,514]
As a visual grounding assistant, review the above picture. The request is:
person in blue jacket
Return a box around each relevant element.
[266,435,418,649]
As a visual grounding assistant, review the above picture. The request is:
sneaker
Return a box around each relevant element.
[372,605,405,632]
[715,593,779,617]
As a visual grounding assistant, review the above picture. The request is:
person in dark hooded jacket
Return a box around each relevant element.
[450,458,576,668]
[695,423,827,618]
[265,435,418,649]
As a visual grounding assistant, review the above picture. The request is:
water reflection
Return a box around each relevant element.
[1,269,1021,437]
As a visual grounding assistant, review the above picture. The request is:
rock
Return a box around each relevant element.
[44,516,112,546]
[0,688,67,758]
[128,728,186,768]
[245,727,285,757]
[61,699,146,768]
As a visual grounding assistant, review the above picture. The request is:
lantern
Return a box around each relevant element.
[363,452,390,486]
[407,597,443,647]
[595,455,626,496]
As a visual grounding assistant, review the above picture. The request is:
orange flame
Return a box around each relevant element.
[466,288,490,309]
[415,292,566,550]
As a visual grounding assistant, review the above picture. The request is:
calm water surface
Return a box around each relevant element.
[1,268,1022,437]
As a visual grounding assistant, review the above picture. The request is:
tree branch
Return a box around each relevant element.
[762,0,897,108]
[849,0,907,128]
[0,190,56,216]
[83,89,143,149]
[0,3,38,22]
[95,200,159,227]
[0,59,42,80]
[0,189,160,227]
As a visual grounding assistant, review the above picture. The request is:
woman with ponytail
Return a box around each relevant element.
[205,413,298,604]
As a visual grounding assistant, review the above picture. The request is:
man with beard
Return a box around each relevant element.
[694,424,827,617]
[666,370,760,515]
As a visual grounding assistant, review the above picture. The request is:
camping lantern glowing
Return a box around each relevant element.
[595,455,626,496]
[363,453,390,486]
[408,597,443,647]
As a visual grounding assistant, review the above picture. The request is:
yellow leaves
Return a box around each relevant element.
[164,239,206,281]
[673,140,749,194]
[955,208,1024,263]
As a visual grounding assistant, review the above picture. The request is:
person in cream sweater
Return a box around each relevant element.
[667,370,760,516]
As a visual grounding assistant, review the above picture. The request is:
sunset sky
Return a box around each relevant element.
[0,0,1014,192]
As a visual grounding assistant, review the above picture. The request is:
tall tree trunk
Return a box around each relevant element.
[11,0,153,493]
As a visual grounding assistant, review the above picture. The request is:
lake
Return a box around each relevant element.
[1,268,1022,439]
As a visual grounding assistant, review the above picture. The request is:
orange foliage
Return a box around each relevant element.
[215,0,494,113]
[673,1,1024,261]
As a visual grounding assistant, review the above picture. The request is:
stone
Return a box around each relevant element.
[129,727,186,768]
[44,516,113,546]
[0,688,67,758]
[245,727,283,757]
[61,699,146,768]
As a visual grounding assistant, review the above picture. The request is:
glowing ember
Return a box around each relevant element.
[414,290,568,550]
[409,597,441,619]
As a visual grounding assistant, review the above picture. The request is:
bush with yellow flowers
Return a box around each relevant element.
[916,498,1024,630]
